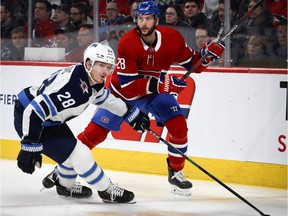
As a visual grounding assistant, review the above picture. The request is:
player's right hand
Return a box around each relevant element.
[17,139,43,174]
[149,74,187,94]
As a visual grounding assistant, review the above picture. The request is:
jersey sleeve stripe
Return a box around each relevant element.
[31,100,46,121]
[95,89,110,105]
[18,89,32,108]
[42,94,57,116]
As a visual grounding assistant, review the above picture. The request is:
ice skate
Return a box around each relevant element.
[42,166,58,189]
[42,166,92,199]
[98,182,135,203]
[55,181,93,199]
[167,158,192,196]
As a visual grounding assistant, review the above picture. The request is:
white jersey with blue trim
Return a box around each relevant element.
[20,63,128,140]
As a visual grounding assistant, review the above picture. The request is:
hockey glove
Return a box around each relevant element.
[17,139,43,174]
[149,74,187,94]
[124,105,150,133]
[201,39,225,65]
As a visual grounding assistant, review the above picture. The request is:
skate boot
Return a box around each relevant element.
[98,182,135,203]
[42,166,93,199]
[42,166,58,189]
[167,158,192,196]
[55,180,93,199]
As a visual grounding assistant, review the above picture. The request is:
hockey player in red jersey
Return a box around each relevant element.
[45,0,225,196]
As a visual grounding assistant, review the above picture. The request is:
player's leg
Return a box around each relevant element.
[165,115,192,196]
[63,141,135,203]
[147,94,192,196]
[42,124,134,203]
[78,107,123,149]
[41,124,93,198]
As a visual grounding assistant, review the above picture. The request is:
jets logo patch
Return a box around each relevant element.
[80,79,89,94]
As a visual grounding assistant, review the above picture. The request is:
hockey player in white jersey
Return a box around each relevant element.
[13,42,150,203]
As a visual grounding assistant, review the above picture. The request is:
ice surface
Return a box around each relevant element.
[1,160,286,216]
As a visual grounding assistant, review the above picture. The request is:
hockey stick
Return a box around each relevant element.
[182,0,263,80]
[146,128,270,216]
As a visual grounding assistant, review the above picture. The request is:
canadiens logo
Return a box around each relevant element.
[101,116,109,123]
[80,79,89,94]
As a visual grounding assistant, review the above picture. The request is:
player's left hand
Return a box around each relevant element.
[17,139,43,174]
[201,39,225,65]
[124,106,150,133]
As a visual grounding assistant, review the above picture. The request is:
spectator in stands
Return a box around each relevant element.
[104,1,125,26]
[69,2,93,33]
[52,4,71,31]
[201,0,218,19]
[237,35,270,67]
[25,0,57,47]
[161,5,191,28]
[271,18,287,68]
[54,28,77,54]
[123,1,140,24]
[265,0,287,28]
[65,24,94,62]
[93,0,131,16]
[99,1,126,41]
[155,0,186,20]
[11,0,28,27]
[207,0,238,38]
[0,27,27,61]
[237,0,275,38]
[183,0,207,28]
[207,0,241,65]
[195,25,209,49]
[1,1,22,46]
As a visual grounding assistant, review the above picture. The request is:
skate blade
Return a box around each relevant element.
[170,185,191,196]
[58,195,94,200]
[102,199,137,204]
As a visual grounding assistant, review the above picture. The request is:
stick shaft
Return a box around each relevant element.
[147,128,268,216]
[182,0,263,80]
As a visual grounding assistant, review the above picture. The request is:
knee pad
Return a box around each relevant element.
[165,116,188,144]
[78,122,109,149]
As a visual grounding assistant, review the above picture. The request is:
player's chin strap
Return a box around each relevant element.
[84,61,98,85]
[87,69,98,85]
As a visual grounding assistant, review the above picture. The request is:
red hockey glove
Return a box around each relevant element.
[149,74,187,94]
[201,39,225,65]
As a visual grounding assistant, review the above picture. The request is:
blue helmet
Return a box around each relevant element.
[135,1,160,18]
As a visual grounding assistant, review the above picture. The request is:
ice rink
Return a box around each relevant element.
[0,159,286,216]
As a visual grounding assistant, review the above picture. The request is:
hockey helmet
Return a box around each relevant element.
[134,1,160,18]
[84,42,115,66]
[83,43,115,83]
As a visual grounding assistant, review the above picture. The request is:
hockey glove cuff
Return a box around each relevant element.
[17,139,43,174]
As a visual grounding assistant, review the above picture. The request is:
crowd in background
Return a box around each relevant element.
[0,0,287,68]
